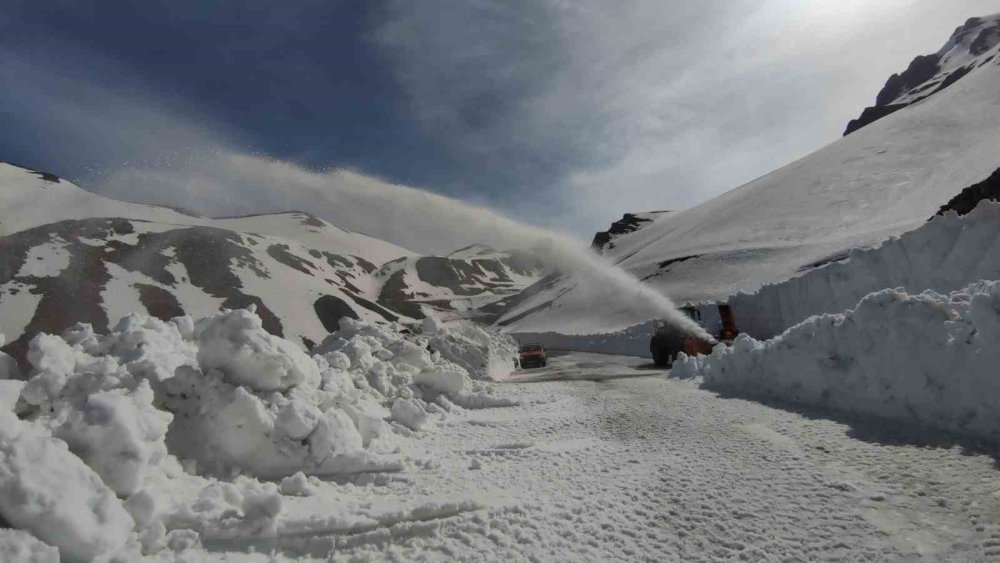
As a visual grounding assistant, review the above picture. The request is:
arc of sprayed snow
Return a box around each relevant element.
[103,151,712,339]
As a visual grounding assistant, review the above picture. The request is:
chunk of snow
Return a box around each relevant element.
[194,308,320,392]
[276,400,323,440]
[278,472,317,497]
[0,412,134,562]
[391,398,428,431]
[53,380,172,496]
[0,529,59,563]
[414,366,466,395]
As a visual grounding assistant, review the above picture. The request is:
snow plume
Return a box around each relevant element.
[101,151,707,337]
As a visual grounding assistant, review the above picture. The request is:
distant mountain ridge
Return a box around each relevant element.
[0,163,546,366]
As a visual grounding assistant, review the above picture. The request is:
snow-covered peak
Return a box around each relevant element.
[846,13,1000,134]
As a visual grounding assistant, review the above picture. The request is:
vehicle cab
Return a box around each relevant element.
[518,344,547,368]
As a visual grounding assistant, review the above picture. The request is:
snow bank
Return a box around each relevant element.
[730,201,1000,339]
[0,308,515,561]
[675,281,1000,441]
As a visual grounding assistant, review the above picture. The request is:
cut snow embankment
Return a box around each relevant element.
[674,280,1000,441]
[730,201,1000,339]
[0,308,516,560]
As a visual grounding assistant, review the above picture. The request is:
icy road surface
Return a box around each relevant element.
[197,352,1000,562]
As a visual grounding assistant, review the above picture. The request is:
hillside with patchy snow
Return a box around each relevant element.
[494,14,1000,334]
[0,164,546,366]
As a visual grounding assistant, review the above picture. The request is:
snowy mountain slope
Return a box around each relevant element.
[0,217,402,364]
[0,162,415,264]
[846,14,1000,135]
[0,164,547,366]
[494,14,1000,333]
[374,246,545,320]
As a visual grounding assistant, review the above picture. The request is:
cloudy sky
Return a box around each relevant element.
[3,0,998,246]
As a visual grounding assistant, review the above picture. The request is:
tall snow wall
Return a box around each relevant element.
[729,201,1000,339]
[674,280,1000,442]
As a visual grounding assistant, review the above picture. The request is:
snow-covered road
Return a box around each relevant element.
[195,352,1000,562]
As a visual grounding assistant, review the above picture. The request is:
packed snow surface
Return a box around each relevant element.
[675,280,1000,441]
[0,309,517,561]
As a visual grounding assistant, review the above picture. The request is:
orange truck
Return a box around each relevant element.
[650,304,738,367]
[518,344,548,368]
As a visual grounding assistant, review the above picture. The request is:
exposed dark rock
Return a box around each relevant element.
[1,161,61,184]
[267,243,316,275]
[592,212,668,252]
[875,54,942,107]
[844,52,941,136]
[934,167,1000,217]
[970,25,1000,55]
[845,15,1000,136]
[0,219,293,369]
[798,250,853,272]
[295,212,326,228]
[351,255,377,274]
[136,283,185,320]
[640,254,704,282]
[657,254,702,270]
[348,294,399,322]
[414,257,481,297]
[321,252,353,269]
[933,64,974,93]
[844,105,908,136]
[314,295,360,332]
[377,270,426,319]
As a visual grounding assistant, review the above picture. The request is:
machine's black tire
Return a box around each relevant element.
[651,346,669,367]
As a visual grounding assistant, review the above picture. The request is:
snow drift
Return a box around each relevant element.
[674,280,1000,441]
[0,308,516,560]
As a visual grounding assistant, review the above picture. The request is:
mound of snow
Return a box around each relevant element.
[0,411,134,562]
[426,321,518,380]
[674,281,1000,441]
[194,305,321,392]
[0,307,515,560]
